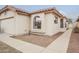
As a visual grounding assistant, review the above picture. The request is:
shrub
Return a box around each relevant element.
[73,27,79,33]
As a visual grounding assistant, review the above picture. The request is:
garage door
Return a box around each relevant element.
[1,18,16,35]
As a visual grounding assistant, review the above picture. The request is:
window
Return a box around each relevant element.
[65,22,67,28]
[54,16,58,24]
[60,19,64,28]
[4,11,7,15]
[33,16,41,29]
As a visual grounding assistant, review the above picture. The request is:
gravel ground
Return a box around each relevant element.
[0,41,21,53]
[67,32,79,53]
[14,32,63,47]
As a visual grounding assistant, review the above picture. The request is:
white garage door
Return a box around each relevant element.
[1,18,16,35]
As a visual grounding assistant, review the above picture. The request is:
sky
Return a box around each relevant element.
[0,5,79,22]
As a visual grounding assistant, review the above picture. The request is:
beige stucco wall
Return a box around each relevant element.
[0,10,15,19]
[15,14,30,35]
[45,13,61,36]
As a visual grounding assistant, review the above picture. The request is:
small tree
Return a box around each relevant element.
[76,16,79,22]
[68,19,72,24]
[74,16,79,33]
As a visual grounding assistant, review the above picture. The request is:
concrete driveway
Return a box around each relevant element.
[0,33,45,53]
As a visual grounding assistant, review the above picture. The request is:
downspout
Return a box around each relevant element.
[29,14,31,35]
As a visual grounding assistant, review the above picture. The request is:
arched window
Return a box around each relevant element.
[54,16,58,24]
[33,16,41,29]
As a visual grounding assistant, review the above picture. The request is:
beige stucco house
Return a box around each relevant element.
[0,5,68,36]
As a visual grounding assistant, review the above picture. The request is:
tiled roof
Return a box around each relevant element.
[0,5,30,16]
[0,5,67,19]
[31,7,64,17]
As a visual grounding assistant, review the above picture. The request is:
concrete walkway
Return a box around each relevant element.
[0,33,45,53]
[0,29,72,53]
[43,29,72,53]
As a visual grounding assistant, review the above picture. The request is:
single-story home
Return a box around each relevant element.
[0,5,68,36]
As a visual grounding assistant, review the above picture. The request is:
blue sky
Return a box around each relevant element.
[0,5,79,22]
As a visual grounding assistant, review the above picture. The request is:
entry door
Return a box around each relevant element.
[60,19,64,28]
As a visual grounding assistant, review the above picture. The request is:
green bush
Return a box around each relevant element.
[74,27,79,33]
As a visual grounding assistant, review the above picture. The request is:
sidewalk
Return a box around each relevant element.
[43,29,72,53]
